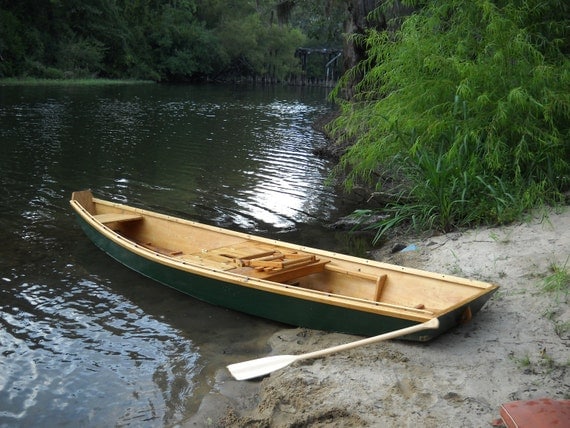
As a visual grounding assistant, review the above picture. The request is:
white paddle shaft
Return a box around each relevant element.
[298,317,439,360]
[227,318,439,380]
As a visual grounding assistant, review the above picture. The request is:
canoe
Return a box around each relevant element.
[70,190,498,341]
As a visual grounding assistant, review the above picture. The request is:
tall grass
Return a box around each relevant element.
[329,0,570,239]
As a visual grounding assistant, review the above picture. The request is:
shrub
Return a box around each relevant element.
[329,0,570,238]
[57,37,106,78]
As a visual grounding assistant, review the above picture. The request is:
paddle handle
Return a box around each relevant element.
[297,318,440,361]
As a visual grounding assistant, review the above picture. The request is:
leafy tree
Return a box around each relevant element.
[56,37,106,77]
[214,12,305,80]
[0,9,25,76]
[289,0,346,45]
[0,0,349,82]
[150,2,222,80]
[330,0,570,238]
[50,0,125,76]
[0,0,60,77]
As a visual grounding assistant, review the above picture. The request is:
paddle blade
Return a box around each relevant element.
[227,354,299,381]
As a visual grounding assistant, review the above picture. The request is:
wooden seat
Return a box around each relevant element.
[94,213,143,224]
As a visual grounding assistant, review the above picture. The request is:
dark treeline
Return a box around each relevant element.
[0,0,348,82]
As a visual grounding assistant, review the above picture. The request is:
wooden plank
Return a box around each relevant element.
[324,264,382,281]
[235,252,277,264]
[177,254,236,271]
[72,190,95,214]
[94,213,143,224]
[247,254,315,270]
[281,255,315,267]
[257,260,330,283]
[206,246,277,262]
[244,253,283,262]
[137,242,183,256]
[374,274,387,301]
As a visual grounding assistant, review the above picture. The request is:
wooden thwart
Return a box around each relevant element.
[94,213,143,224]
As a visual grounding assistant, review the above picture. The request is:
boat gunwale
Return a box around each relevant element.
[70,194,499,323]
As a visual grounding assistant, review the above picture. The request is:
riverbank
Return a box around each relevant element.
[186,207,569,427]
[0,77,154,86]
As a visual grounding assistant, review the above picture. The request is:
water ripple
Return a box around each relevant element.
[0,84,349,426]
[0,277,199,426]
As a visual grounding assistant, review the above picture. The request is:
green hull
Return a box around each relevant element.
[75,215,494,340]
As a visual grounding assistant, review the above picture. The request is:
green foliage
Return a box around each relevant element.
[258,26,306,80]
[150,3,222,80]
[0,77,152,85]
[214,11,306,80]
[330,0,570,237]
[0,0,320,82]
[56,37,106,77]
[0,10,21,76]
[289,0,345,44]
[0,8,48,77]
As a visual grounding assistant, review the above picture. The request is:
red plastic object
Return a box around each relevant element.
[500,398,570,428]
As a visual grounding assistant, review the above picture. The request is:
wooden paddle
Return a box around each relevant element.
[227,318,440,380]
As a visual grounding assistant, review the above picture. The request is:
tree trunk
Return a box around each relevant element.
[343,1,414,87]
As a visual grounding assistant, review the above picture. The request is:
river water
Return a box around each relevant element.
[0,83,364,426]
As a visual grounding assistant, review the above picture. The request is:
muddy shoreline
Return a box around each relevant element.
[185,208,569,427]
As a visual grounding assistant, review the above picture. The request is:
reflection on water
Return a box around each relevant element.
[0,84,359,426]
[1,276,197,426]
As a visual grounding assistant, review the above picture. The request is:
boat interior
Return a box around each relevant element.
[72,190,497,317]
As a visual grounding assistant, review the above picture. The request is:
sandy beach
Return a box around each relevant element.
[186,208,569,427]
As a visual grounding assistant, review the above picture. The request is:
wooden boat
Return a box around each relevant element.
[70,190,498,341]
